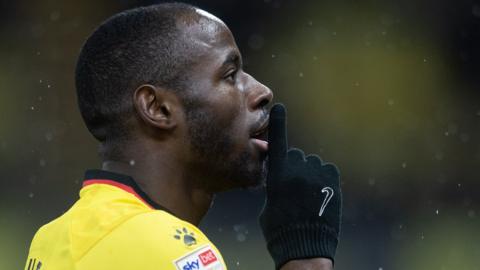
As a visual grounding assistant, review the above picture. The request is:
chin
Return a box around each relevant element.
[231,154,267,189]
[196,139,267,191]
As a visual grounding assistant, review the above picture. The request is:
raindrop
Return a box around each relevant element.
[271,54,276,58]
[423,58,428,63]
[45,132,53,142]
[467,210,476,218]
[401,162,407,168]
[368,177,376,186]
[435,209,439,215]
[129,159,136,166]
[299,72,304,77]
[29,192,34,198]
[387,99,394,106]
[233,224,247,242]
[30,106,35,110]
[236,233,246,242]
[233,224,246,232]
[47,84,51,88]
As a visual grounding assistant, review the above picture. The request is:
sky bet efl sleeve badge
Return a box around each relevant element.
[173,245,224,270]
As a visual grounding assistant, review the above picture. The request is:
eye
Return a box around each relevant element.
[224,69,237,83]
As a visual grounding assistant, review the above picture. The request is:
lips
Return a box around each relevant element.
[250,119,269,152]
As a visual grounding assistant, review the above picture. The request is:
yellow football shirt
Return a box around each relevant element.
[24,170,227,270]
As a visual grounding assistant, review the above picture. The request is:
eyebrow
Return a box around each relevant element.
[221,50,242,69]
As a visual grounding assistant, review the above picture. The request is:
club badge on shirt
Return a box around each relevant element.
[173,227,197,247]
[173,245,224,270]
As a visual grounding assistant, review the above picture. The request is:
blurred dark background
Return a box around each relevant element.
[1,0,480,269]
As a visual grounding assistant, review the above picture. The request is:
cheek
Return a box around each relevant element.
[217,90,248,142]
[216,104,248,151]
[204,85,245,129]
[188,79,248,147]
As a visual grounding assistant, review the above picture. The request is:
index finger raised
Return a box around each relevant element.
[268,103,288,165]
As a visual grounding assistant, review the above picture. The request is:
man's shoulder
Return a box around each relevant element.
[77,210,225,269]
[27,183,227,269]
[104,210,211,248]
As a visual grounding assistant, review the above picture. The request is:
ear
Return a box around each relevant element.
[133,84,180,131]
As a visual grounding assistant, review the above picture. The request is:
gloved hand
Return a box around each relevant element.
[259,103,342,269]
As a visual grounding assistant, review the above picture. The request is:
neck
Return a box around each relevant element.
[101,150,214,226]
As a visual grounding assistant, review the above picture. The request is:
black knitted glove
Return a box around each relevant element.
[259,103,342,269]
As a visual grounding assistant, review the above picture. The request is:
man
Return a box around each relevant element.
[25,3,342,270]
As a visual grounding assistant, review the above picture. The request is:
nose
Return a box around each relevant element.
[245,73,273,111]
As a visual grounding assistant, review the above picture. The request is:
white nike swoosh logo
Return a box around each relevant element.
[319,187,334,216]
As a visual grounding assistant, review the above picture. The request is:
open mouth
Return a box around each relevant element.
[250,120,269,152]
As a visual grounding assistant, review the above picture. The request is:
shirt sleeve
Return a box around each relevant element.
[76,211,227,270]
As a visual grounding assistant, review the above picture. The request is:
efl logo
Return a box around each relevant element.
[199,249,217,267]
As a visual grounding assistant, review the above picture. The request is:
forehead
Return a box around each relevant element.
[194,8,224,25]
[177,9,240,61]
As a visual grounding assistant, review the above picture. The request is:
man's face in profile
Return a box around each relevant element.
[177,9,272,191]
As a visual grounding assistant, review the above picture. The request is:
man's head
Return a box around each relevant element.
[76,3,272,191]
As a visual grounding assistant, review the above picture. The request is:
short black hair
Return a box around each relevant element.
[75,2,197,142]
